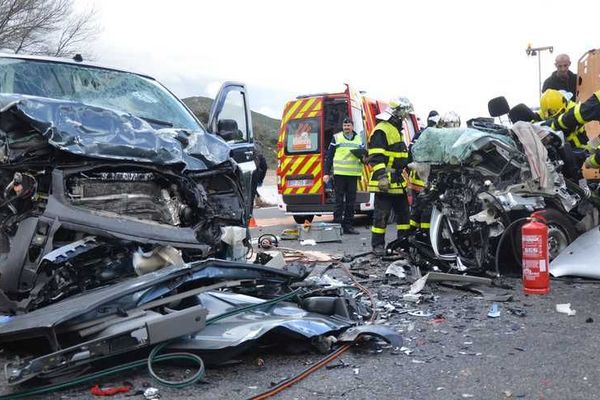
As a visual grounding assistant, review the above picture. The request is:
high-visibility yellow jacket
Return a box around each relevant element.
[550,99,591,149]
[367,121,409,194]
[332,132,363,176]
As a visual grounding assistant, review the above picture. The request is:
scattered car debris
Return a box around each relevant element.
[408,310,433,318]
[143,387,160,400]
[507,307,527,317]
[556,303,577,316]
[90,384,132,396]
[385,260,409,279]
[487,303,501,318]
[280,228,300,240]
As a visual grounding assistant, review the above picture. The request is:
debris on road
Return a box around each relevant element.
[556,303,577,316]
[487,303,501,318]
[143,387,160,400]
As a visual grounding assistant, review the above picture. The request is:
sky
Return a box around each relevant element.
[78,0,600,122]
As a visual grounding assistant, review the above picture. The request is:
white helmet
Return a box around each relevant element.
[376,97,413,121]
[438,111,461,128]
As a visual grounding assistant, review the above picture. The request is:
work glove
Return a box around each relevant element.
[377,176,390,192]
[579,178,592,199]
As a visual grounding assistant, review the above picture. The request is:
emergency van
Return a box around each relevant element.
[276,85,419,223]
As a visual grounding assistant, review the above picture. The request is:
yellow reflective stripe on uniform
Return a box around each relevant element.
[558,115,568,130]
[411,177,425,186]
[421,223,431,229]
[385,151,408,158]
[590,154,600,168]
[410,219,418,227]
[368,148,386,155]
[372,163,386,171]
[396,224,411,230]
[567,132,583,148]
[371,226,386,234]
[573,104,586,125]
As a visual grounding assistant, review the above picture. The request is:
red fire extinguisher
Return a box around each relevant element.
[521,213,550,294]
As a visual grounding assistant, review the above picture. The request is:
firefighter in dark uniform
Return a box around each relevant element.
[368,98,413,256]
[539,89,591,171]
[547,89,600,169]
[323,117,364,234]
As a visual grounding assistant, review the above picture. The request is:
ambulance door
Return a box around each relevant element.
[279,98,324,204]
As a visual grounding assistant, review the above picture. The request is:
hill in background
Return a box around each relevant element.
[183,96,281,168]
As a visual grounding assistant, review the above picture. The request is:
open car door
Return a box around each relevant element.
[207,82,256,220]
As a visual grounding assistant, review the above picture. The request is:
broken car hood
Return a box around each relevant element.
[0,94,231,170]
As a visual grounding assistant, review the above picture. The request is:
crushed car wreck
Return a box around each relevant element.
[409,121,600,273]
[0,54,255,314]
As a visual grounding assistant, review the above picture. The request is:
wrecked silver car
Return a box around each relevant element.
[0,54,251,313]
[410,121,600,273]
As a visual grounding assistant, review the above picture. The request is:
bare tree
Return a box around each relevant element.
[0,0,99,57]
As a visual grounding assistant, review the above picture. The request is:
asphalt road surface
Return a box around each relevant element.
[1,206,600,399]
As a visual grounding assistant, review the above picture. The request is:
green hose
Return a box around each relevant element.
[0,288,304,400]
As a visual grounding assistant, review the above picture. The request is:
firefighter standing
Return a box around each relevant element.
[368,98,413,256]
[323,117,364,234]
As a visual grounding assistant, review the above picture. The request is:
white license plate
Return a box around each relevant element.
[287,179,312,187]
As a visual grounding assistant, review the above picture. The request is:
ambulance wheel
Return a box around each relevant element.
[293,215,314,224]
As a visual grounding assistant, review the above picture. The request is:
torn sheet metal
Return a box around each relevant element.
[409,272,492,295]
[336,325,402,348]
[550,226,600,278]
[0,95,231,170]
[169,291,353,357]
[6,305,208,385]
[0,259,306,344]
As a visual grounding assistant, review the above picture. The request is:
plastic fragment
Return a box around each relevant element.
[487,303,501,318]
[556,303,576,316]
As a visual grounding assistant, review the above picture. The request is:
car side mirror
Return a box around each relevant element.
[488,96,510,117]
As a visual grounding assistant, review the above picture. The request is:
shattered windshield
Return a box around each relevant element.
[0,57,202,131]
[411,127,516,164]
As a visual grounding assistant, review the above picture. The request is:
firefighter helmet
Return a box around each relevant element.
[377,97,413,121]
[438,111,461,128]
[540,89,568,119]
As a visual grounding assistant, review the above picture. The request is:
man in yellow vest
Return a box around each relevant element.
[323,117,365,234]
[367,98,412,256]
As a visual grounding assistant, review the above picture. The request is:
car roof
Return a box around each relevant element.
[0,52,155,81]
